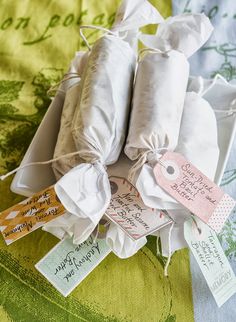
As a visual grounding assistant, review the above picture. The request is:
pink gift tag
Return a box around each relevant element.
[106,176,172,240]
[153,152,235,233]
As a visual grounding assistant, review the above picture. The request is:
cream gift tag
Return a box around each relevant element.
[154,152,235,233]
[35,236,111,297]
[105,176,172,240]
[184,217,236,307]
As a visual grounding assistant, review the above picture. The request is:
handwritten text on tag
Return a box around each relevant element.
[184,217,236,307]
[105,176,172,240]
[154,152,235,233]
[0,186,65,245]
[36,236,111,297]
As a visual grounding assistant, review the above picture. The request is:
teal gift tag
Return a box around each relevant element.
[184,217,236,307]
[36,236,111,296]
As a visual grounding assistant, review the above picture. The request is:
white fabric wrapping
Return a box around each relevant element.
[111,0,164,32]
[175,92,219,177]
[139,13,213,58]
[43,213,91,242]
[137,91,219,210]
[54,35,136,245]
[106,222,147,259]
[158,214,188,257]
[52,52,88,180]
[112,0,164,54]
[149,90,219,256]
[156,75,236,256]
[52,83,82,180]
[44,0,164,246]
[72,36,136,165]
[125,13,213,183]
[125,50,189,162]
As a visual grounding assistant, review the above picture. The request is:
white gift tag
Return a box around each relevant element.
[105,176,172,240]
[184,217,236,307]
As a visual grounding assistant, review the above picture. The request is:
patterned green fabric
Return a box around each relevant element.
[0,1,194,321]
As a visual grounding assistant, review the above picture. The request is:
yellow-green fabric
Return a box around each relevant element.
[0,1,194,321]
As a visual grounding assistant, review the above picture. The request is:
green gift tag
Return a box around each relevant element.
[36,236,111,297]
[184,217,236,307]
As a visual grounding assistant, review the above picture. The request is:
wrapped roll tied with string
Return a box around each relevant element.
[124,13,214,186]
[157,75,236,258]
[46,11,215,258]
[145,76,236,264]
[137,79,222,211]
[142,84,220,275]
[145,74,236,216]
[121,13,214,270]
[43,0,164,245]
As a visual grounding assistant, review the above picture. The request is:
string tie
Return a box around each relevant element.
[164,221,175,277]
[128,148,167,183]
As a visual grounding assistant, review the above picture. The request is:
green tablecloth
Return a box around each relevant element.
[0,1,194,321]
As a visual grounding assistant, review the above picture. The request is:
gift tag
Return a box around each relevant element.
[36,236,111,297]
[154,152,235,233]
[184,217,236,307]
[0,186,65,245]
[105,176,172,240]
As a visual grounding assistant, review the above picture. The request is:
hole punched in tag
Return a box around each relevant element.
[166,165,175,175]
[158,157,180,181]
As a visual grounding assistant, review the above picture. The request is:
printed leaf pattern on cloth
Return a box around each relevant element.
[175,0,236,81]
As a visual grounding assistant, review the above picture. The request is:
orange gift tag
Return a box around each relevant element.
[0,186,66,245]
